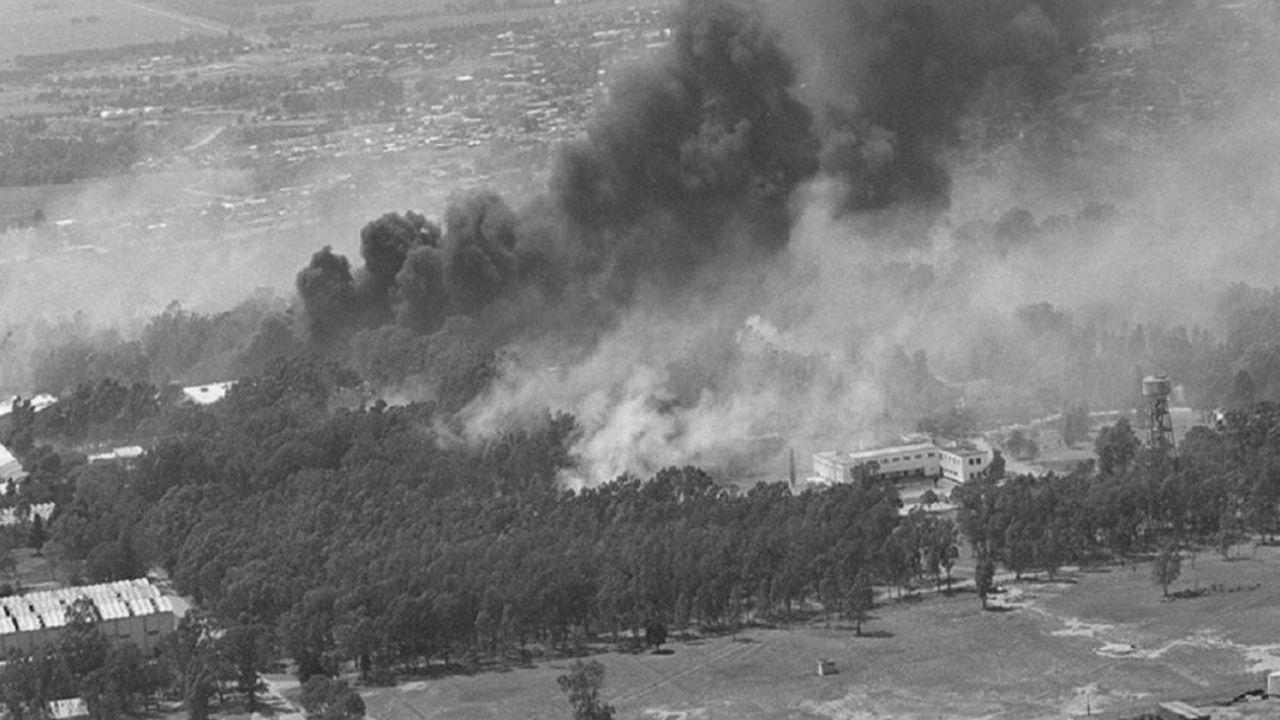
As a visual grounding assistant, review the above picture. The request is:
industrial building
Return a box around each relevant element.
[813,440,941,483]
[0,579,176,656]
[938,441,993,483]
[812,436,993,485]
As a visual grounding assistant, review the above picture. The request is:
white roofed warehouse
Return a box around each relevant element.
[0,579,175,656]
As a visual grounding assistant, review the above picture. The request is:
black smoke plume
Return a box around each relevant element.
[358,210,441,318]
[441,191,521,316]
[295,0,1100,366]
[549,0,820,292]
[773,0,1094,234]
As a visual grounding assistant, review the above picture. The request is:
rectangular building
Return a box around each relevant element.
[939,440,993,483]
[813,437,994,486]
[0,579,175,656]
[813,441,942,483]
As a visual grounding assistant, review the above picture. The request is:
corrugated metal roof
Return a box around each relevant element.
[0,579,171,636]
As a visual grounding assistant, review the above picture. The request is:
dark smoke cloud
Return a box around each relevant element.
[549,0,819,291]
[772,0,1095,233]
[395,244,449,335]
[294,0,1102,366]
[359,210,441,298]
[296,0,827,349]
[441,191,521,316]
[296,246,358,350]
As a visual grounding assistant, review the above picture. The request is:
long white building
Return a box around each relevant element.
[0,579,175,656]
[812,437,993,485]
[813,441,942,483]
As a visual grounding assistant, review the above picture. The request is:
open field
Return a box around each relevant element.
[356,545,1280,719]
[0,168,250,226]
[280,0,666,23]
[252,0,671,48]
[0,0,222,63]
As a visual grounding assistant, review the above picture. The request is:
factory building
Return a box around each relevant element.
[0,579,176,656]
[813,439,941,484]
[938,441,992,483]
[812,436,993,485]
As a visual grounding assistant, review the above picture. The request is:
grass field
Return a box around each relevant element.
[0,168,249,227]
[353,545,1280,719]
[0,0,222,63]
[297,0,666,23]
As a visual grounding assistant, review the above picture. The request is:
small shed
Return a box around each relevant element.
[816,659,837,677]
[1269,670,1280,697]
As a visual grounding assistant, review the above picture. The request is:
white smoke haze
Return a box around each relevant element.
[460,178,941,487]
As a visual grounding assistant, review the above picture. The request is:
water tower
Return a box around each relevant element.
[1142,372,1175,451]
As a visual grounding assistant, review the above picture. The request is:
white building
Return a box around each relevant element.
[812,437,993,485]
[0,502,54,527]
[938,440,993,483]
[812,440,942,483]
[180,381,236,406]
[0,579,176,656]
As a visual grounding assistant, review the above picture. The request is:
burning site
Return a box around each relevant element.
[3,0,1280,718]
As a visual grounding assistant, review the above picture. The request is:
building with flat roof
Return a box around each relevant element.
[812,436,994,486]
[0,579,175,656]
[939,440,993,483]
[812,440,942,484]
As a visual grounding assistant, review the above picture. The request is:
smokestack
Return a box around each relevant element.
[789,447,797,487]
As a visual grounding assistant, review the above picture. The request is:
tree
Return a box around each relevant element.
[1095,418,1140,476]
[1230,369,1257,409]
[59,597,108,678]
[0,647,71,720]
[847,571,874,636]
[159,613,223,720]
[1005,430,1038,460]
[82,643,160,720]
[1152,543,1181,598]
[27,514,47,553]
[219,623,270,711]
[975,555,997,610]
[300,676,365,720]
[556,660,614,720]
[1062,404,1089,447]
[643,620,667,652]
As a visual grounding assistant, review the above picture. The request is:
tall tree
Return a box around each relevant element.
[1095,418,1140,477]
[975,555,997,610]
[1152,543,1181,598]
[556,660,614,720]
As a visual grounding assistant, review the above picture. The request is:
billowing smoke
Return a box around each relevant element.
[290,0,1140,485]
[441,191,521,316]
[773,0,1093,238]
[359,210,442,321]
[549,0,820,289]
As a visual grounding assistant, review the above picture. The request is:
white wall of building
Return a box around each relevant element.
[816,439,993,485]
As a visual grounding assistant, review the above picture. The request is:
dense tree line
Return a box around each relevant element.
[22,295,295,397]
[957,406,1280,586]
[0,123,139,187]
[6,340,1280,717]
